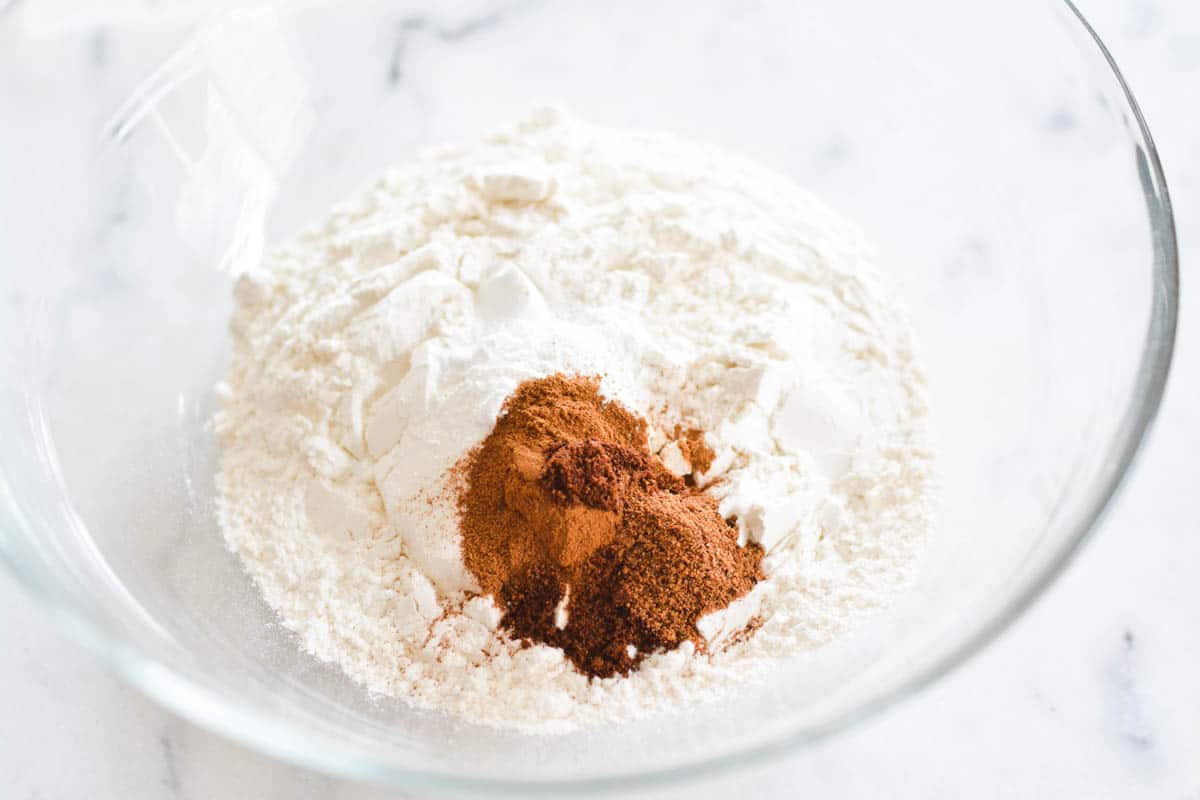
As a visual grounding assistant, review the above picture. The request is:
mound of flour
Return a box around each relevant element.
[214,107,934,732]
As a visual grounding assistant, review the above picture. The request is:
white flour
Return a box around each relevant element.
[215,107,934,732]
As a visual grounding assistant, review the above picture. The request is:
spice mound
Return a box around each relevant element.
[459,375,764,678]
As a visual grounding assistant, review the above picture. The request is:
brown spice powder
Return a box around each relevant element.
[457,374,763,678]
[674,424,716,475]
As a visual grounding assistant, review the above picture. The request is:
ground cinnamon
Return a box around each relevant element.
[675,424,715,475]
[457,374,763,678]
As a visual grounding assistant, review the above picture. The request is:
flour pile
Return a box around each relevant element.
[214,107,934,732]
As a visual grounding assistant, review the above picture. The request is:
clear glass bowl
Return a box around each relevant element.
[0,0,1177,793]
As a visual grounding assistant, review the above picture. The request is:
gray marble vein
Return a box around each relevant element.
[386,0,537,87]
[1106,629,1155,756]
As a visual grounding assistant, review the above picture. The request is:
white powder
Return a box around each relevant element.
[215,107,934,733]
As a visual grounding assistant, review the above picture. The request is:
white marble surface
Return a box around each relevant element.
[2,0,1198,797]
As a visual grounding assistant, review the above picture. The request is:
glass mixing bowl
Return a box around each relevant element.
[0,0,1177,793]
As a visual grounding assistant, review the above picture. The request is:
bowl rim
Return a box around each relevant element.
[0,0,1180,793]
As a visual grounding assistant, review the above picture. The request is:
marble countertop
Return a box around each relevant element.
[2,0,1197,797]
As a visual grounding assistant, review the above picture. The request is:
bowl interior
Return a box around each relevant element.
[0,0,1174,790]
